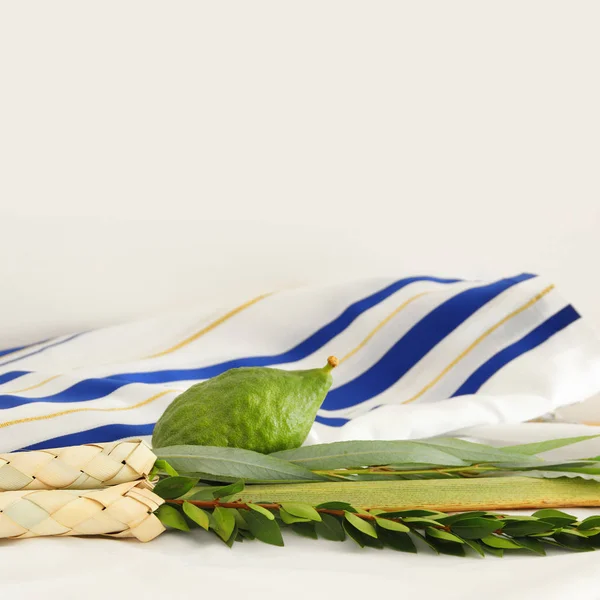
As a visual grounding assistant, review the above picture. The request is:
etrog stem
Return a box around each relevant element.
[324,356,339,372]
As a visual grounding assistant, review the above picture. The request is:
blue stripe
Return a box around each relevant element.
[21,423,156,450]
[0,333,83,368]
[315,415,351,427]
[452,305,580,396]
[0,276,461,409]
[0,343,33,359]
[0,371,31,386]
[321,273,536,411]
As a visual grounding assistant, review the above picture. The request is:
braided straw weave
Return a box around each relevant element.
[0,440,156,491]
[0,480,165,541]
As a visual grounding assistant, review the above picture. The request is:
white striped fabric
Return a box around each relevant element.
[0,273,598,453]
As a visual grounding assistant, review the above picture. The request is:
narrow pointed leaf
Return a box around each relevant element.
[502,435,600,455]
[578,516,600,530]
[344,512,378,538]
[292,522,318,539]
[316,501,357,511]
[279,508,310,524]
[315,514,346,541]
[501,519,554,537]
[212,480,245,499]
[246,503,275,520]
[463,539,485,557]
[425,527,464,544]
[480,535,522,550]
[450,518,500,539]
[343,520,382,548]
[272,440,469,469]
[531,509,577,526]
[375,518,410,533]
[514,537,546,555]
[156,445,325,482]
[378,529,417,553]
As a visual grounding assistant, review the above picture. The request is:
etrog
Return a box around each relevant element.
[152,356,338,453]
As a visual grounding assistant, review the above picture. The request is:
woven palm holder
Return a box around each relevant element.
[0,480,165,541]
[0,440,156,491]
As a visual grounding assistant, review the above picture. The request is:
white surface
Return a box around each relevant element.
[2,423,600,600]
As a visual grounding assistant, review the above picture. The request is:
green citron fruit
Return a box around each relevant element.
[152,356,339,453]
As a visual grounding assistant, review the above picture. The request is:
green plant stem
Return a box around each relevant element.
[169,499,364,520]
[314,465,500,477]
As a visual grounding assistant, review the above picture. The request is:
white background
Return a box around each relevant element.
[1,1,599,347]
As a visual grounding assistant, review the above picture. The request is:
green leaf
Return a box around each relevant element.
[426,537,466,557]
[291,522,318,539]
[212,479,245,499]
[155,445,325,483]
[225,525,238,547]
[552,532,594,552]
[482,545,504,557]
[211,506,236,542]
[375,517,410,533]
[155,504,189,531]
[377,529,417,553]
[450,518,500,539]
[149,459,179,479]
[238,529,255,540]
[416,437,539,465]
[344,512,378,538]
[231,508,249,530]
[379,509,446,519]
[463,539,485,557]
[501,519,555,537]
[315,514,346,542]
[272,440,469,469]
[280,502,322,522]
[182,502,210,530]
[279,508,310,524]
[437,512,491,525]
[502,435,600,455]
[316,501,356,511]
[246,503,275,520]
[425,527,464,544]
[531,509,577,526]
[411,531,439,554]
[343,520,382,549]
[514,537,546,556]
[578,516,600,530]
[402,517,444,527]
[153,476,198,500]
[187,487,220,501]
[480,534,523,550]
[243,509,284,546]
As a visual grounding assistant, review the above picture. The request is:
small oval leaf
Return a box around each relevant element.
[375,518,410,533]
[280,502,322,522]
[246,503,275,520]
[182,502,210,530]
[153,476,198,500]
[212,506,236,542]
[155,504,189,531]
